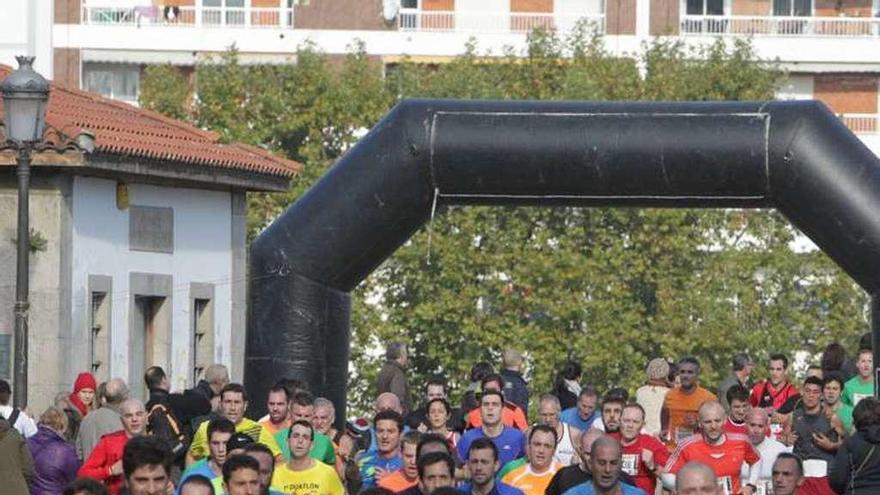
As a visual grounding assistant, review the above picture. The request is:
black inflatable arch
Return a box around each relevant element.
[246,99,880,421]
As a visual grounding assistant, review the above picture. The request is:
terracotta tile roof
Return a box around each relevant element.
[0,65,300,178]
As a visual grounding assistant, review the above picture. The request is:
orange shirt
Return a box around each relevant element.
[466,403,529,431]
[501,461,562,495]
[663,386,717,449]
[378,471,418,493]
[258,417,291,437]
[665,433,760,495]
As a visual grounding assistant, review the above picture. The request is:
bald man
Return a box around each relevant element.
[560,435,646,495]
[663,401,761,495]
[676,462,721,495]
[739,407,790,493]
[367,393,408,452]
[77,377,130,459]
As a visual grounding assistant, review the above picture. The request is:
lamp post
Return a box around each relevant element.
[1,56,50,409]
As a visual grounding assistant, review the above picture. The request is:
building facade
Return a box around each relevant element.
[0,66,298,409]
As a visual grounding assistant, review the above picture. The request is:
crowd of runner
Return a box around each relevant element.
[1,338,880,495]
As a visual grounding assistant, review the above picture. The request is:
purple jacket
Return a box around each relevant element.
[27,425,80,495]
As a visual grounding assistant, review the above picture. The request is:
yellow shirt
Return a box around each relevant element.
[188,417,281,460]
[501,461,562,495]
[271,460,344,495]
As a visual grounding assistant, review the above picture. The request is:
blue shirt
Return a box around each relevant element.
[561,481,647,495]
[457,426,525,467]
[459,481,525,495]
[559,407,598,431]
[356,450,404,489]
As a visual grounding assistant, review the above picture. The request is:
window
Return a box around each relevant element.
[131,296,170,399]
[192,298,214,384]
[82,63,140,104]
[686,0,724,15]
[89,292,111,381]
[773,0,811,16]
[202,0,246,26]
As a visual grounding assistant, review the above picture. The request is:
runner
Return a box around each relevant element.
[379,431,422,493]
[273,392,336,466]
[258,384,291,437]
[414,452,456,495]
[177,418,234,494]
[457,390,526,467]
[222,455,262,495]
[423,398,460,451]
[546,429,605,495]
[460,438,525,495]
[357,410,405,489]
[661,357,717,449]
[536,394,582,466]
[723,385,750,436]
[618,403,668,495]
[187,384,280,465]
[822,373,853,433]
[779,376,843,495]
[740,408,790,495]
[663,401,760,495]
[750,354,798,415]
[271,420,344,495]
[771,453,805,495]
[635,358,670,436]
[593,391,626,436]
[465,375,529,431]
[560,435,647,495]
[843,348,874,409]
[560,388,600,432]
[406,377,462,433]
[501,425,562,495]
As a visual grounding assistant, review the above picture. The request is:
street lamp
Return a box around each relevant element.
[2,56,50,409]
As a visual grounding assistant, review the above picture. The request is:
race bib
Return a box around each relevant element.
[675,427,694,444]
[755,479,772,495]
[803,459,828,477]
[717,476,733,495]
[621,454,639,475]
[769,423,783,441]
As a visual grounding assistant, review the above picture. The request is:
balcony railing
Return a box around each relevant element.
[681,14,880,37]
[398,10,606,35]
[81,5,295,28]
[841,114,880,134]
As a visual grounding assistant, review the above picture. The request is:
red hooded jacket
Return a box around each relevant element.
[78,430,128,495]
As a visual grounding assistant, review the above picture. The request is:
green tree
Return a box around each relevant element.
[140,33,869,418]
[139,64,190,120]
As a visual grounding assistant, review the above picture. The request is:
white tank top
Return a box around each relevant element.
[554,423,577,466]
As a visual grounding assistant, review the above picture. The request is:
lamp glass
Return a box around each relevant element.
[3,96,47,143]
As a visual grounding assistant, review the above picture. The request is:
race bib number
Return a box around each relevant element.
[621,454,639,475]
[853,393,871,407]
[769,423,783,440]
[675,427,694,444]
[717,476,732,495]
[755,480,772,495]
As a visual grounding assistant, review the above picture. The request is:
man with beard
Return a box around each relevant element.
[501,425,562,495]
[460,438,524,495]
[663,401,760,495]
[661,357,717,450]
[618,404,668,494]
[258,384,290,437]
[560,436,646,495]
[597,395,625,437]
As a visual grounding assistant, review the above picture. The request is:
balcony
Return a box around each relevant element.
[81,4,295,28]
[398,10,606,35]
[841,114,880,134]
[681,15,880,37]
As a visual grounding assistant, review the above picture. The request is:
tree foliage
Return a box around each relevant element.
[140,29,869,417]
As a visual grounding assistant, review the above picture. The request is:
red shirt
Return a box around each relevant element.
[723,417,748,436]
[620,434,670,494]
[665,433,760,495]
[750,380,798,411]
[78,430,129,495]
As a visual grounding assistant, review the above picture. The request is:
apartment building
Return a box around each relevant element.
[38,0,879,154]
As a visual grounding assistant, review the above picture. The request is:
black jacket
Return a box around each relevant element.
[500,369,529,414]
[830,424,880,494]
